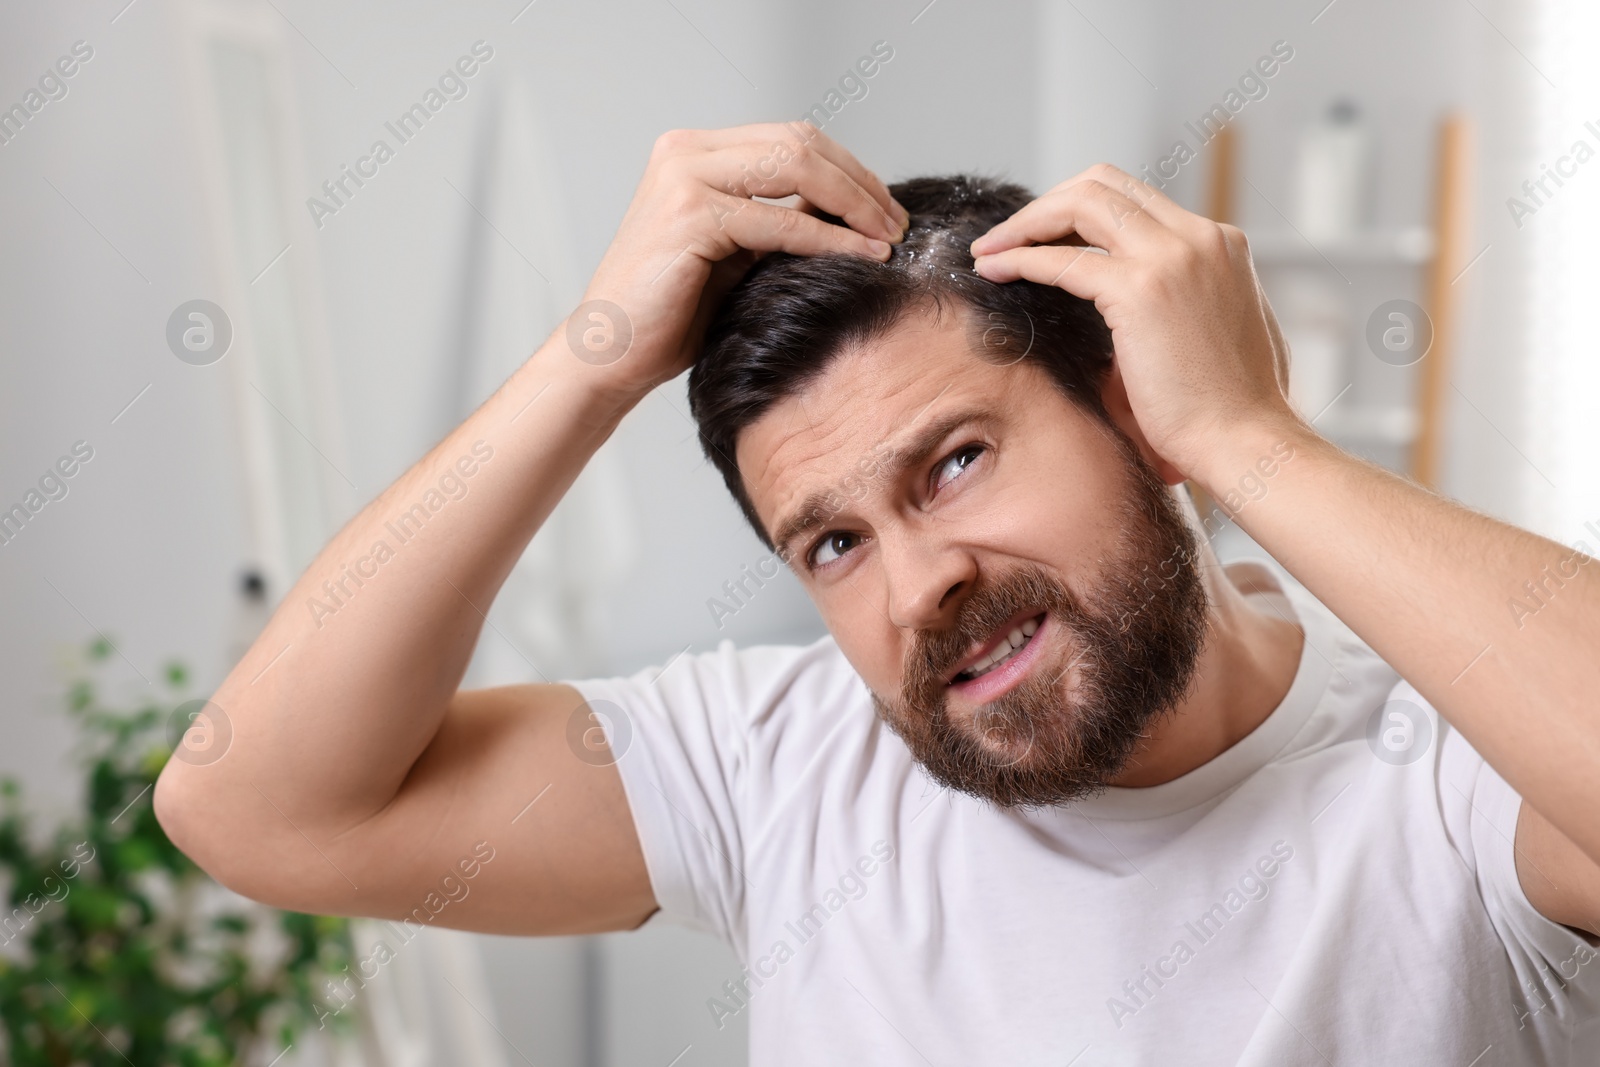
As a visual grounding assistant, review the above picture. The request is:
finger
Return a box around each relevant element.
[783,124,910,233]
[694,142,903,245]
[695,122,908,236]
[970,180,1172,259]
[1046,163,1195,231]
[710,194,892,261]
[972,243,1123,303]
[658,123,908,240]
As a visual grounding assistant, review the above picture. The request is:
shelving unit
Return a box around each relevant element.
[1205,115,1472,487]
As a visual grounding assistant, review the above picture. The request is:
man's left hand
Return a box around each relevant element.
[970,162,1296,485]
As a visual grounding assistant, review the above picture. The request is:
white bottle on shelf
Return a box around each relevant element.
[1293,99,1376,241]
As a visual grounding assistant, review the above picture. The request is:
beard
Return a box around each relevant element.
[871,435,1211,809]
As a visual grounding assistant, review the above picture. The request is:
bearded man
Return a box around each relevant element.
[157,124,1600,1064]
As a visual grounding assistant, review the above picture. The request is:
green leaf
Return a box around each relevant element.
[0,643,361,1062]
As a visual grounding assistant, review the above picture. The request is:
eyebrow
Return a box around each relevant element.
[770,406,992,564]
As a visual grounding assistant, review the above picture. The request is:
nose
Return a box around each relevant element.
[883,528,978,632]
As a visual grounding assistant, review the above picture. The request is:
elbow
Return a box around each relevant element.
[154,760,270,902]
[153,704,302,905]
[154,760,225,878]
[154,759,356,914]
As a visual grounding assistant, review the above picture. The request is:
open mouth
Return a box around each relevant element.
[950,612,1045,684]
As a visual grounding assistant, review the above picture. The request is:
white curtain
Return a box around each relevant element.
[451,73,640,688]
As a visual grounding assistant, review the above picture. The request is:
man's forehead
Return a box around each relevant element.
[734,308,1001,541]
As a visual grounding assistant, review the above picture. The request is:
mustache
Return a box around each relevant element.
[902,565,1086,697]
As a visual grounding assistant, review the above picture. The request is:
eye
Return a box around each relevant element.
[933,443,986,492]
[809,530,863,569]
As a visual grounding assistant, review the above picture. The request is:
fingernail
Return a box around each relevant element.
[866,238,892,259]
[892,199,911,228]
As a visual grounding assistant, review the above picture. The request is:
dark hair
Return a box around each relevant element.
[688,174,1115,549]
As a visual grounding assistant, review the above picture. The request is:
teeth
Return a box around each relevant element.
[957,617,1042,682]
[973,645,1019,677]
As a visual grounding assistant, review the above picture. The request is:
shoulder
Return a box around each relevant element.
[558,636,889,943]
[565,634,876,777]
[646,633,868,728]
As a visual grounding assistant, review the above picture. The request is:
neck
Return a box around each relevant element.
[1107,507,1305,789]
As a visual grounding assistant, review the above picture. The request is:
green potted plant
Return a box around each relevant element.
[0,637,357,1065]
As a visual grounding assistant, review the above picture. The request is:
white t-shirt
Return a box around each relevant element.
[569,560,1600,1065]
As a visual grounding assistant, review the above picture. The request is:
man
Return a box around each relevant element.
[156,123,1600,1063]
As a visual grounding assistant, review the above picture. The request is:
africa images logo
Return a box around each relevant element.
[1365,697,1433,766]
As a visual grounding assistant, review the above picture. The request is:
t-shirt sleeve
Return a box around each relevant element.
[1423,680,1600,1033]
[562,641,755,944]
[563,638,851,952]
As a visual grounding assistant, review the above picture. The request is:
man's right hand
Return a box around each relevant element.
[574,122,908,398]
[152,124,903,941]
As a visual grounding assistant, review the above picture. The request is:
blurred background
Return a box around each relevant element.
[2,0,1597,1062]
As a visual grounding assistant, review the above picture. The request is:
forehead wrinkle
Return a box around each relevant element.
[747,400,855,504]
[759,413,873,553]
[746,343,928,526]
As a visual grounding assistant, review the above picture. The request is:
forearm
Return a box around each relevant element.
[157,333,642,836]
[1200,418,1600,861]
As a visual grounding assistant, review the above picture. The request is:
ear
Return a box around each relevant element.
[1098,362,1188,486]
